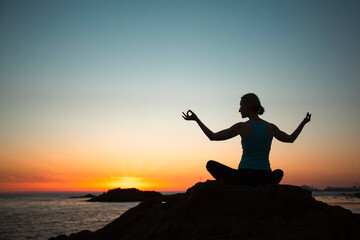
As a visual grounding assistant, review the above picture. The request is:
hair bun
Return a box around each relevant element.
[258,106,265,115]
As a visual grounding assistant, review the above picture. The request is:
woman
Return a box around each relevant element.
[182,93,311,186]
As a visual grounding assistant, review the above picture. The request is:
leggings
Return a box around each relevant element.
[206,160,284,186]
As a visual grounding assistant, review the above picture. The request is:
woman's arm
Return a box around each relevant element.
[274,113,311,143]
[182,110,241,141]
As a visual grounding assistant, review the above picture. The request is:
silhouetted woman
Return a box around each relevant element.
[182,93,311,185]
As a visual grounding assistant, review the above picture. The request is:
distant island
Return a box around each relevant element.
[87,188,163,202]
[69,194,97,199]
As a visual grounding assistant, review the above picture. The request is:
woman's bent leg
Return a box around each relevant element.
[206,160,239,184]
[206,161,283,185]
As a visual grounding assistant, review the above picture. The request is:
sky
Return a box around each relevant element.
[0,0,359,192]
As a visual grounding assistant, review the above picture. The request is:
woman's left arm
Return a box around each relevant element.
[273,113,311,143]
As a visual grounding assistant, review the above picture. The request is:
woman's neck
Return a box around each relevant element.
[248,113,262,122]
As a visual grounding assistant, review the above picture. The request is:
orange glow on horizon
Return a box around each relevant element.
[0,174,194,193]
[1,140,359,193]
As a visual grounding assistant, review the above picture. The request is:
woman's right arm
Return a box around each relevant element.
[273,113,311,143]
[182,110,241,141]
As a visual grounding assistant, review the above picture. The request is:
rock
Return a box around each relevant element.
[352,192,360,198]
[49,230,92,240]
[69,194,96,199]
[49,234,68,240]
[50,181,360,240]
[88,188,163,202]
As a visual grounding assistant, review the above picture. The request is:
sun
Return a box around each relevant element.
[104,176,152,190]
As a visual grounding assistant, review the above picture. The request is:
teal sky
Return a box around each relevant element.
[1,0,360,189]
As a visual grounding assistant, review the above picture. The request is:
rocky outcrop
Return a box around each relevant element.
[50,181,360,240]
[353,192,360,198]
[69,194,96,199]
[88,188,163,202]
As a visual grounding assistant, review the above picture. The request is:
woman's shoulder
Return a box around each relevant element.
[234,121,253,137]
[264,121,278,129]
[233,121,251,127]
[264,121,278,136]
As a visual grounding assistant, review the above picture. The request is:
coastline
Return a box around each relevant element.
[49,182,360,240]
[1,187,360,240]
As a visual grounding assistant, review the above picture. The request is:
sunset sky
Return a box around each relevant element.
[1,0,359,192]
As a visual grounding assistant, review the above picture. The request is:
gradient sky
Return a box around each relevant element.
[1,0,359,192]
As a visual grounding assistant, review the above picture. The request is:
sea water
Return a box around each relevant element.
[312,191,360,214]
[0,191,359,240]
[0,192,139,240]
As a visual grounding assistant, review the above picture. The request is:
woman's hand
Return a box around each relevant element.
[303,112,311,124]
[182,110,198,121]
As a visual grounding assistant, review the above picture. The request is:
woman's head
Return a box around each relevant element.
[239,93,264,117]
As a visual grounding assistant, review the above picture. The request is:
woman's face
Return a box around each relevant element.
[239,100,249,118]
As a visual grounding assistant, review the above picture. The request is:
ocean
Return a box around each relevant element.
[0,192,138,240]
[312,191,360,214]
[0,191,359,240]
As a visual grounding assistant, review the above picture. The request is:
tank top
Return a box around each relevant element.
[238,120,273,171]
